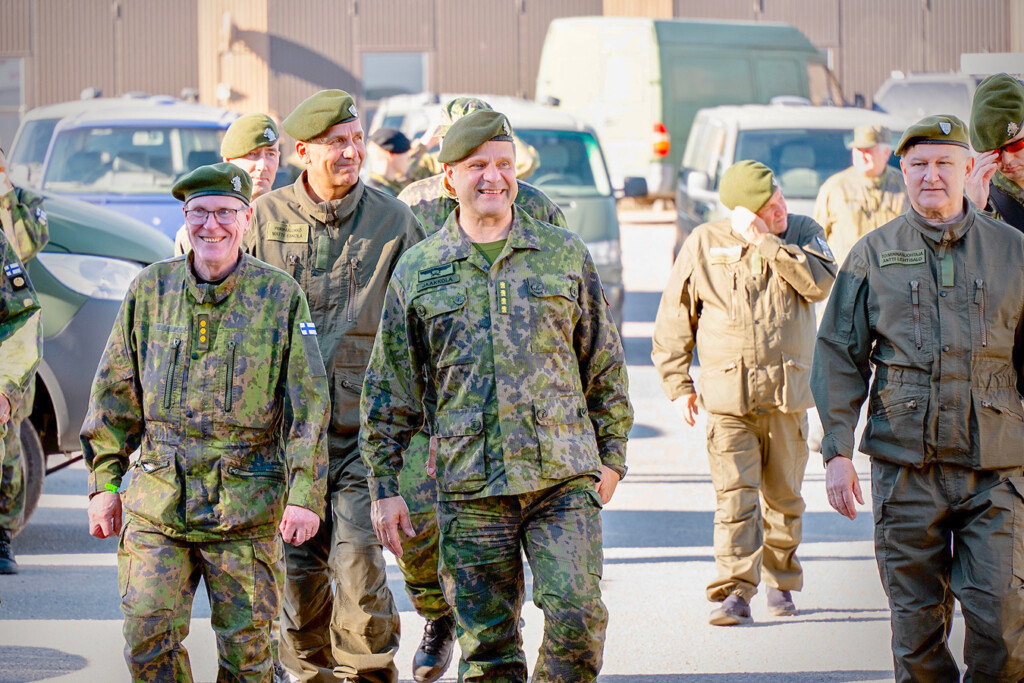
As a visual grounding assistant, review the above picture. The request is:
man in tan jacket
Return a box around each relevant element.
[652,160,836,625]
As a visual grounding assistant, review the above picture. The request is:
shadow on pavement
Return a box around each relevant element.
[0,647,87,681]
[597,672,891,682]
[629,424,665,439]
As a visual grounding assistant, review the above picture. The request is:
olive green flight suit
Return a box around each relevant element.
[360,208,632,682]
[813,165,906,265]
[812,200,1024,681]
[653,214,836,603]
[246,175,423,683]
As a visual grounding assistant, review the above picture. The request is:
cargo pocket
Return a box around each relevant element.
[780,355,812,412]
[862,386,928,464]
[140,331,185,423]
[413,286,479,368]
[434,409,487,494]
[121,453,179,519]
[331,335,374,434]
[528,276,581,353]
[975,391,1024,469]
[251,536,284,623]
[698,359,747,416]
[220,453,287,531]
[533,395,600,480]
[1009,477,1024,583]
[217,328,280,427]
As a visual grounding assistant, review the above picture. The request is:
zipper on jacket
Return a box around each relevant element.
[228,466,285,481]
[730,272,737,321]
[975,279,987,347]
[163,338,181,410]
[910,281,922,350]
[223,341,236,412]
[347,257,359,322]
[286,254,298,277]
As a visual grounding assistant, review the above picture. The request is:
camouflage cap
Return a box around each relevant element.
[718,160,778,212]
[282,89,359,142]
[895,114,970,156]
[220,113,279,159]
[970,73,1024,153]
[438,110,515,164]
[848,124,891,150]
[436,97,493,136]
[172,162,252,206]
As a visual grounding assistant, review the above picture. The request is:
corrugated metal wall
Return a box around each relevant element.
[357,0,434,51]
[119,1,199,98]
[605,0,673,18]
[0,0,32,56]
[519,0,602,99]
[198,0,270,115]
[435,0,519,95]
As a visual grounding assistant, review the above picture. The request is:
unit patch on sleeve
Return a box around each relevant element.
[815,236,835,262]
[4,262,28,290]
[299,322,326,377]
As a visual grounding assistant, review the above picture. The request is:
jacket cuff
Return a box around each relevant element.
[664,383,695,402]
[820,433,854,465]
[600,438,628,474]
[367,475,401,502]
[87,463,124,498]
[286,487,327,520]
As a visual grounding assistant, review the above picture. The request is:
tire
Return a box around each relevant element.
[13,420,45,537]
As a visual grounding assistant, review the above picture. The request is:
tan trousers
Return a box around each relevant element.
[704,410,808,602]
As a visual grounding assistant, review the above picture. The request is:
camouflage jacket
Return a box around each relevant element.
[364,173,403,198]
[1,186,49,262]
[813,166,906,266]
[812,201,1024,470]
[245,174,424,453]
[81,252,330,541]
[0,230,41,407]
[360,208,632,502]
[398,174,567,236]
[984,171,1024,231]
[653,215,836,416]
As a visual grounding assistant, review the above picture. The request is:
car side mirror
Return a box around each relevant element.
[620,176,647,199]
[686,171,710,194]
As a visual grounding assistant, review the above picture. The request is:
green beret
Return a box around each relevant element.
[437,110,515,163]
[895,114,969,156]
[718,160,778,212]
[849,125,891,150]
[436,97,492,136]
[172,162,252,205]
[282,89,359,142]
[970,73,1024,153]
[220,113,279,159]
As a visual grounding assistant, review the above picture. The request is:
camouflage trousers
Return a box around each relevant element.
[117,516,284,682]
[705,410,808,603]
[437,478,607,683]
[871,459,1024,682]
[0,382,33,532]
[280,446,400,683]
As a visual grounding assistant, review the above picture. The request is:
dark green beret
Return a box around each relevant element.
[718,160,778,212]
[970,73,1024,153]
[437,110,515,163]
[436,97,492,136]
[282,89,359,142]
[895,114,969,156]
[172,162,252,205]
[221,113,279,159]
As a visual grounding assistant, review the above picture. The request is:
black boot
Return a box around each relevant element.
[413,612,456,683]
[0,529,18,575]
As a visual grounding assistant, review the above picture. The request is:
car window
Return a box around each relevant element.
[874,81,972,123]
[515,129,612,197]
[42,125,223,194]
[733,128,862,200]
[8,117,59,185]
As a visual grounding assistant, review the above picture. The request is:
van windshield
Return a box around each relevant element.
[42,126,223,194]
[733,128,900,200]
[514,129,612,197]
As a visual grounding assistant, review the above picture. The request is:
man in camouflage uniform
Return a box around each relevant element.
[174,113,281,255]
[813,125,906,266]
[653,160,837,625]
[966,73,1024,232]
[364,127,413,198]
[0,146,47,573]
[81,163,330,682]
[362,110,631,682]
[245,89,422,683]
[813,115,1024,681]
[395,96,569,683]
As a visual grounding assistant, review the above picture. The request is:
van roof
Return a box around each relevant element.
[26,95,237,128]
[695,103,908,131]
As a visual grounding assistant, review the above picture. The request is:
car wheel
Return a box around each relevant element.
[13,420,45,537]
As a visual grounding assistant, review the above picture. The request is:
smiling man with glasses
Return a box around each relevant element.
[966,73,1024,231]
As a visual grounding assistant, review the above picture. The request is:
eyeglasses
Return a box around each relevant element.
[1000,137,1024,155]
[184,208,241,226]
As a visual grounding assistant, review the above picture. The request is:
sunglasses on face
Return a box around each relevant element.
[999,137,1024,155]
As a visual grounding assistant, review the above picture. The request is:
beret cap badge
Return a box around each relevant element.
[939,121,951,135]
[1010,121,1020,138]
[349,104,358,118]
[264,126,276,142]
[231,175,242,192]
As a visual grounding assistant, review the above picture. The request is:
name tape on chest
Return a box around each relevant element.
[879,249,926,268]
[418,263,460,290]
[267,223,310,243]
[708,245,743,265]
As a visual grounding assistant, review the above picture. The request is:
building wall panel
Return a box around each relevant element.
[924,0,1009,72]
[119,0,199,99]
[604,0,672,18]
[520,0,602,99]
[762,0,839,46]
[0,0,31,56]
[673,0,753,21]
[436,0,517,95]
[198,0,270,114]
[356,0,433,51]
[33,0,115,105]
[839,0,923,105]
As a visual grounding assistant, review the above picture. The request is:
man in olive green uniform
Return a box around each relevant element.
[0,146,47,573]
[362,110,631,682]
[966,73,1024,232]
[174,113,281,255]
[364,127,413,198]
[653,160,837,625]
[813,125,906,265]
[395,96,568,683]
[82,163,330,682]
[813,115,1024,681]
[245,90,422,683]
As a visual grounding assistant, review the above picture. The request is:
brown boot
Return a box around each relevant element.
[709,593,751,626]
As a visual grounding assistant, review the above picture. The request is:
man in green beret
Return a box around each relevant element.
[245,89,423,683]
[814,124,907,265]
[361,109,632,682]
[82,162,331,681]
[966,73,1024,231]
[652,159,836,625]
[813,114,1024,680]
[174,113,281,255]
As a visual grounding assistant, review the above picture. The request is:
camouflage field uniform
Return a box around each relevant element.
[365,173,404,198]
[395,172,568,623]
[360,208,632,682]
[81,252,330,682]
[813,165,906,266]
[0,186,47,534]
[982,170,1024,231]
[246,174,423,683]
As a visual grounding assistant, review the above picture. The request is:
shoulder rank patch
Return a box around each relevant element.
[708,245,743,265]
[267,222,310,243]
[879,249,926,267]
[815,236,835,261]
[418,263,460,290]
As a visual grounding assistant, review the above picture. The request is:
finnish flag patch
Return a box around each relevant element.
[4,262,24,278]
[300,322,317,336]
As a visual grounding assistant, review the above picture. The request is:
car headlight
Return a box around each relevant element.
[36,252,142,300]
[587,239,621,267]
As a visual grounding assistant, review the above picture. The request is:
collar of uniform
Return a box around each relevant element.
[436,205,540,263]
[905,198,975,244]
[708,216,752,247]
[184,250,246,304]
[294,171,365,224]
[993,170,1024,200]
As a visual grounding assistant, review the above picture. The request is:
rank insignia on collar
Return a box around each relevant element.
[939,121,951,135]
[300,322,317,336]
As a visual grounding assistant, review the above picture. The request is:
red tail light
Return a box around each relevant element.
[653,122,671,157]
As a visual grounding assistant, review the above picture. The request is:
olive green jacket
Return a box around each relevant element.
[652,215,837,416]
[812,201,1024,469]
[245,174,424,453]
[360,208,632,502]
[813,166,906,265]
[81,253,330,541]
